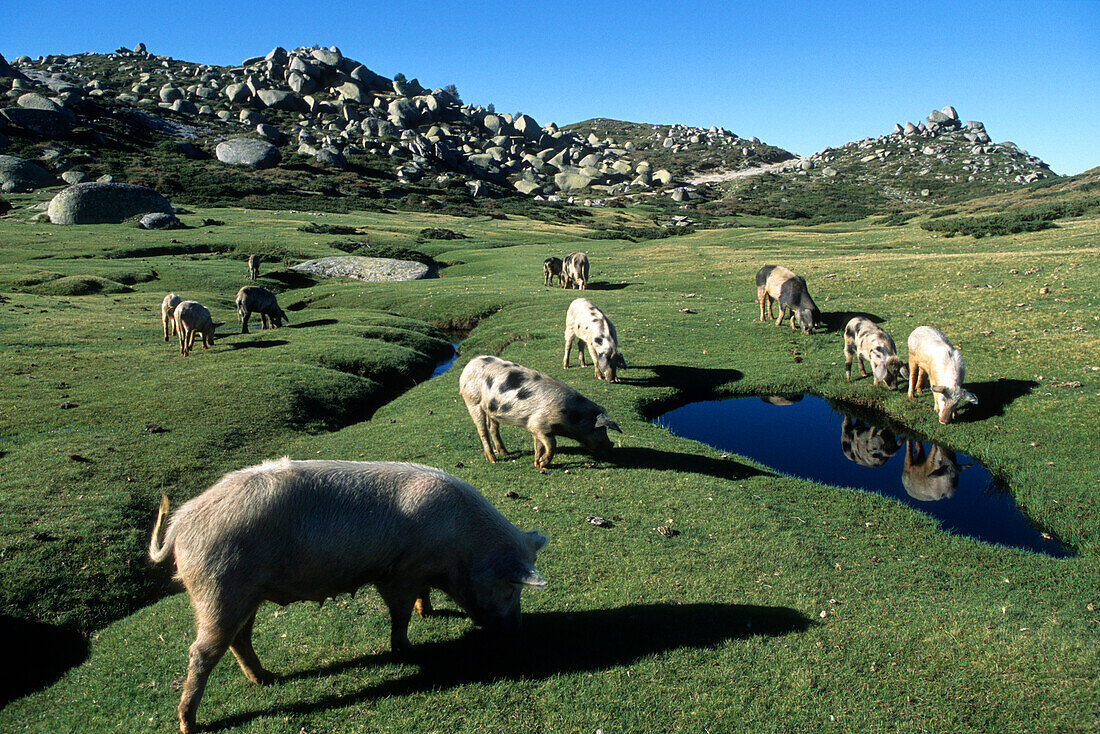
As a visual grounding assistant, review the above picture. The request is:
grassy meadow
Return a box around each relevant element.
[0,194,1097,732]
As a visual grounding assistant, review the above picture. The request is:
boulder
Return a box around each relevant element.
[291,256,429,282]
[388,97,421,128]
[310,47,342,67]
[336,80,369,104]
[61,170,89,184]
[215,138,281,169]
[0,154,55,191]
[140,211,180,229]
[287,71,318,96]
[256,89,304,111]
[17,92,64,113]
[223,82,251,104]
[0,53,29,81]
[554,167,595,193]
[47,182,173,224]
[313,147,346,168]
[349,64,390,92]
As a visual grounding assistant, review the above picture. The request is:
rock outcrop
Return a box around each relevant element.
[0,154,55,192]
[47,182,174,224]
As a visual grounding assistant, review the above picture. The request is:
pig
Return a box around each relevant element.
[173,301,224,356]
[149,458,548,734]
[840,415,901,468]
[235,285,288,334]
[563,297,626,382]
[844,317,910,389]
[247,254,260,281]
[902,441,967,501]
[906,326,978,424]
[562,252,589,290]
[755,265,819,334]
[161,292,182,342]
[543,256,563,286]
[459,355,621,469]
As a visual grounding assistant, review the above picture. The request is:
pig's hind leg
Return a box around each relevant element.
[229,609,275,685]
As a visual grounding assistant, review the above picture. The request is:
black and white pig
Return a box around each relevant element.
[755,264,819,334]
[564,297,626,382]
[149,458,548,734]
[844,317,909,389]
[459,355,620,469]
[543,256,564,286]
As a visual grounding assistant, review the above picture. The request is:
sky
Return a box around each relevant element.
[4,1,1098,175]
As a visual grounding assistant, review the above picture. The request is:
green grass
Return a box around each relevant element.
[0,196,1097,732]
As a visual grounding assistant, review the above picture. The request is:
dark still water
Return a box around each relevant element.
[430,345,459,378]
[651,395,1069,557]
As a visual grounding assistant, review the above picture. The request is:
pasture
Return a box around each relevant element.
[0,197,1097,732]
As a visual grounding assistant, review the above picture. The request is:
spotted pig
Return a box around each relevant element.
[840,415,901,468]
[459,355,620,469]
[562,252,589,290]
[564,297,626,382]
[844,317,909,389]
[755,265,819,334]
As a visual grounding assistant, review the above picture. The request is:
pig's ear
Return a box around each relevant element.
[929,385,948,396]
[511,567,548,589]
[961,389,978,405]
[526,530,549,552]
[595,413,621,433]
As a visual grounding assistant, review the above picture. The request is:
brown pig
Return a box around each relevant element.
[149,458,548,734]
[235,285,288,334]
[173,301,224,356]
[564,297,626,382]
[844,317,909,389]
[543,256,563,286]
[902,441,969,501]
[907,326,978,424]
[459,355,620,468]
[247,254,260,281]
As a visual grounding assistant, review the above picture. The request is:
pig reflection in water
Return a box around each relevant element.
[839,415,902,468]
[902,441,971,501]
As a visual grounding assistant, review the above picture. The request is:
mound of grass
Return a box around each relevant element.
[921,197,1100,237]
[298,222,360,235]
[418,227,467,240]
[26,275,134,295]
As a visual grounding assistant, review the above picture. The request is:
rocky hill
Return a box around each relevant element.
[0,45,1062,221]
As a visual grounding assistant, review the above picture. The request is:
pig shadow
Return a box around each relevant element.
[605,446,767,482]
[217,603,812,728]
[584,281,632,290]
[290,318,338,329]
[0,615,87,706]
[227,339,289,350]
[818,310,885,333]
[953,378,1038,422]
[618,364,743,394]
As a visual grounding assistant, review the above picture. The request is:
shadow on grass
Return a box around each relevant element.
[956,378,1038,422]
[817,310,885,333]
[214,603,812,729]
[290,319,338,329]
[619,364,743,392]
[607,445,768,481]
[0,615,88,706]
[227,339,289,350]
[584,281,633,290]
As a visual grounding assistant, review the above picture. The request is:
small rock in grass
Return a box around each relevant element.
[586,515,613,528]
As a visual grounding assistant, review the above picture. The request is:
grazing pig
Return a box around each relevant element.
[247,254,260,281]
[161,292,182,342]
[543,256,563,286]
[561,252,589,290]
[902,441,967,501]
[564,297,626,382]
[149,458,548,734]
[173,301,224,356]
[755,265,819,334]
[839,415,901,468]
[844,317,909,389]
[235,285,288,334]
[906,326,978,424]
[459,355,620,469]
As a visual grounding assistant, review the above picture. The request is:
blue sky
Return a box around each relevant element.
[5,1,1098,174]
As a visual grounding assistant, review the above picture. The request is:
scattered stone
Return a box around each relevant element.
[586,515,614,528]
[140,211,180,229]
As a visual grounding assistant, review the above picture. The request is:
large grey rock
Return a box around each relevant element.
[17,92,64,113]
[287,71,318,95]
[388,97,421,128]
[0,154,55,191]
[314,147,346,168]
[61,170,89,184]
[47,182,173,224]
[349,64,391,92]
[257,89,304,111]
[0,53,29,81]
[554,167,595,193]
[223,83,251,104]
[215,138,281,169]
[159,85,183,103]
[292,256,429,282]
[310,47,342,67]
[1,107,74,136]
[336,80,368,104]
